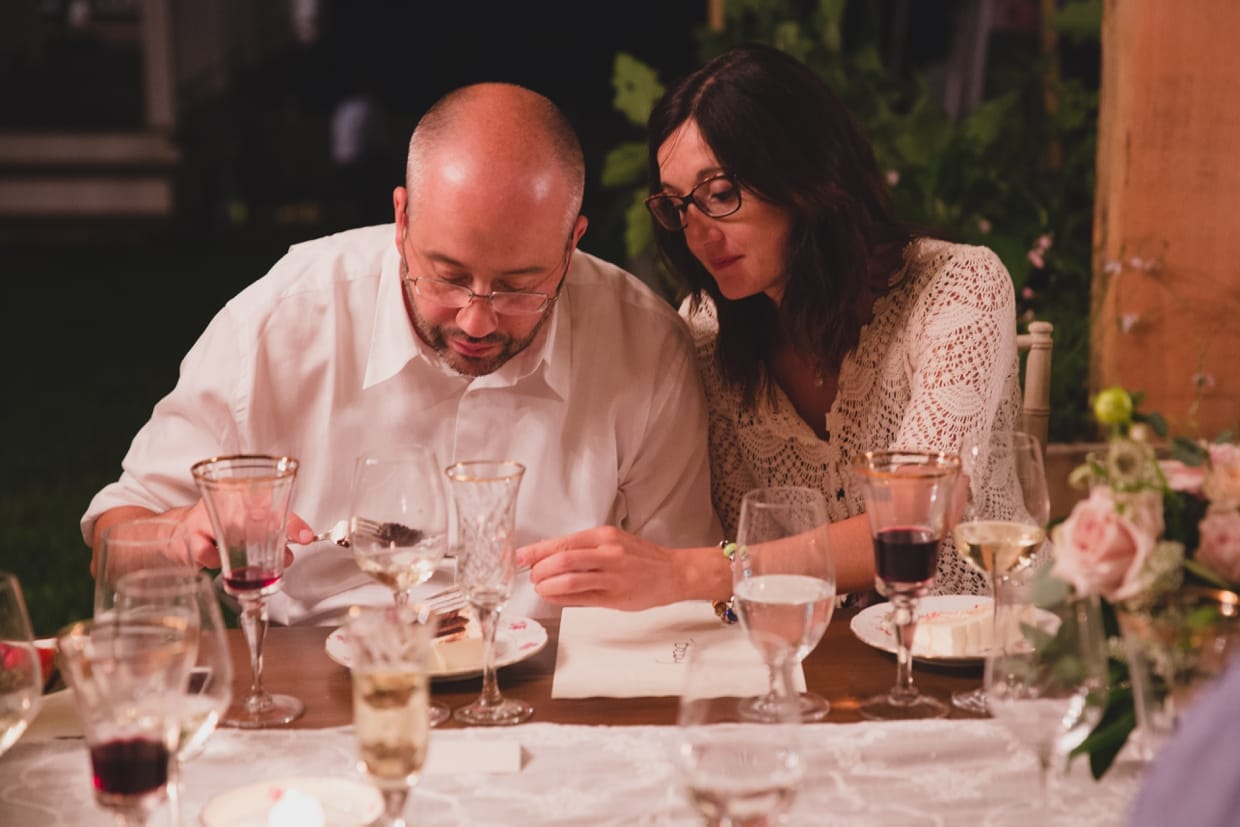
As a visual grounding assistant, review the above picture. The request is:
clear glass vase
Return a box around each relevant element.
[1118,586,1240,760]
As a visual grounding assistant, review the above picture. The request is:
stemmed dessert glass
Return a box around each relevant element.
[57,613,195,826]
[115,568,233,826]
[733,486,836,722]
[191,453,302,728]
[985,570,1108,812]
[676,634,803,826]
[0,571,42,758]
[853,450,962,720]
[444,460,532,726]
[346,605,437,827]
[951,430,1051,714]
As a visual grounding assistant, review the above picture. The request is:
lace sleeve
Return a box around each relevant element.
[894,244,1019,462]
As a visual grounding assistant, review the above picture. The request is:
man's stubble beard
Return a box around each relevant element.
[409,303,555,378]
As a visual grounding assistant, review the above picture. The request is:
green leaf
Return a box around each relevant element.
[623,189,655,261]
[1069,683,1136,779]
[1144,411,1168,438]
[601,142,648,189]
[612,53,664,127]
[1050,0,1103,45]
[1184,558,1234,590]
[1171,436,1209,466]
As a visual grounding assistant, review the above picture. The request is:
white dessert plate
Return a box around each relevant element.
[850,595,992,666]
[325,616,548,681]
[200,776,382,827]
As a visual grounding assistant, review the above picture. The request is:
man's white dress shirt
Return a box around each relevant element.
[82,225,719,623]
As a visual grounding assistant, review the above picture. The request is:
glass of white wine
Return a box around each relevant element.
[0,571,41,758]
[951,430,1050,714]
[346,604,437,827]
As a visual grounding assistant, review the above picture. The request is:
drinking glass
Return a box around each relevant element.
[57,615,194,827]
[852,450,962,720]
[114,568,233,826]
[985,571,1108,811]
[444,460,531,726]
[348,449,449,611]
[349,449,452,726]
[346,605,437,827]
[95,517,193,618]
[0,572,41,757]
[191,453,302,728]
[676,634,803,826]
[951,430,1050,714]
[733,486,835,722]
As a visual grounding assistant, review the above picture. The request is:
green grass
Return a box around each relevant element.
[1,229,298,635]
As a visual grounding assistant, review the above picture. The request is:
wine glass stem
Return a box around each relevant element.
[393,588,411,610]
[380,787,410,827]
[239,598,269,704]
[166,755,183,827]
[891,594,919,701]
[475,605,503,707]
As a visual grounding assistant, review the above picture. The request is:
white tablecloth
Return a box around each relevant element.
[0,720,1145,826]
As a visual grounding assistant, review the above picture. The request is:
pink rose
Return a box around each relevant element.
[1161,460,1206,496]
[1204,444,1240,508]
[1196,507,1240,584]
[1051,489,1156,602]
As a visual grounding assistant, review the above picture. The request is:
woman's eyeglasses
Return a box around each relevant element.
[644,173,743,231]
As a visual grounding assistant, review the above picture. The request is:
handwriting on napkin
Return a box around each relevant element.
[551,601,806,698]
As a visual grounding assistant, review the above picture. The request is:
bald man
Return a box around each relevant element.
[83,83,719,624]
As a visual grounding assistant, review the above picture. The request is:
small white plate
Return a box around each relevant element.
[200,776,382,827]
[325,616,548,681]
[850,595,992,666]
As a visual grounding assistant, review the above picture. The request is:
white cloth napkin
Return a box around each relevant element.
[19,689,83,742]
[551,601,806,698]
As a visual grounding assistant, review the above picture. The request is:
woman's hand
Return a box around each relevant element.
[518,526,703,611]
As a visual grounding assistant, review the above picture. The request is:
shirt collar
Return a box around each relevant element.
[362,244,573,400]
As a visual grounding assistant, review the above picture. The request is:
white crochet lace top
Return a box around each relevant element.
[681,238,1022,596]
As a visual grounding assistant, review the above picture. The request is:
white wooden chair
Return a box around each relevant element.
[1016,320,1053,448]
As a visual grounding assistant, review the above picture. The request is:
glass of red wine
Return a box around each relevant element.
[57,615,195,827]
[852,450,962,720]
[192,453,302,728]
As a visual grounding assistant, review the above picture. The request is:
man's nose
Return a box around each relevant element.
[455,296,500,338]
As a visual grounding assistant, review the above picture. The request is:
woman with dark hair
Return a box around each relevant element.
[521,43,1020,608]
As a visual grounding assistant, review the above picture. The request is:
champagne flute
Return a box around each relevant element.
[676,634,803,826]
[191,453,302,728]
[0,572,41,757]
[951,430,1050,714]
[57,614,194,827]
[445,460,531,726]
[349,449,451,727]
[852,450,962,720]
[985,570,1108,812]
[115,568,233,827]
[733,486,835,722]
[346,605,436,827]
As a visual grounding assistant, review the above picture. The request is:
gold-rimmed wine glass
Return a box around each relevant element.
[191,453,302,728]
[852,450,962,720]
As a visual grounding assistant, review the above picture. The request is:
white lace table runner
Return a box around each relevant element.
[0,720,1145,826]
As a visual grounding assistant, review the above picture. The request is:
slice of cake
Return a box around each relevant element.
[913,602,992,657]
[429,606,484,672]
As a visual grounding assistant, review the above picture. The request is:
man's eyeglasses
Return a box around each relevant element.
[644,173,743,231]
[407,276,559,315]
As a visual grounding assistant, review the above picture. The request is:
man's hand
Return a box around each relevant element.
[517,526,693,611]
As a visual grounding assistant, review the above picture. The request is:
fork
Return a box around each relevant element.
[310,518,426,548]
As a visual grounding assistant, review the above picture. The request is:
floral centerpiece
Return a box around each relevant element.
[1049,387,1240,778]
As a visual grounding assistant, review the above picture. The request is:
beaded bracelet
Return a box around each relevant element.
[712,540,742,624]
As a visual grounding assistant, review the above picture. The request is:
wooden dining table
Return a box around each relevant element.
[234,607,986,728]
